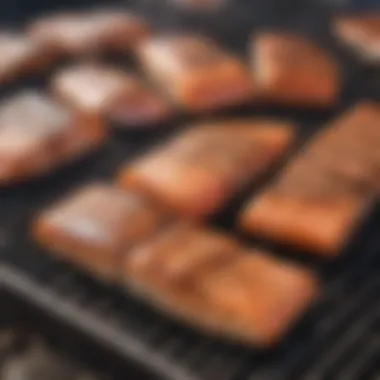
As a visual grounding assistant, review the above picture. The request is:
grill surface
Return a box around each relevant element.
[2,228,380,380]
[1,0,380,379]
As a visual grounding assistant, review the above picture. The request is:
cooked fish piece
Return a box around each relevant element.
[240,189,371,256]
[201,252,318,346]
[125,224,240,284]
[251,32,341,107]
[239,103,380,256]
[33,183,168,280]
[28,9,150,56]
[119,119,295,219]
[302,103,380,178]
[0,31,58,84]
[52,63,172,128]
[0,91,105,185]
[281,102,380,195]
[278,151,378,199]
[124,224,318,346]
[334,14,380,63]
[137,35,254,112]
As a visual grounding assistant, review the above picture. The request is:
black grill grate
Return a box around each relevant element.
[1,0,380,379]
[2,216,380,380]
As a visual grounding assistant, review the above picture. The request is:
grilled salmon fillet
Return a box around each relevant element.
[123,224,319,346]
[28,9,150,57]
[334,14,380,64]
[52,63,172,128]
[0,91,106,185]
[251,32,341,107]
[33,183,169,280]
[0,31,59,84]
[137,35,254,112]
[240,102,380,256]
[119,119,295,219]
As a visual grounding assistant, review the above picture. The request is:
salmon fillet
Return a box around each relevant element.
[119,119,295,219]
[123,224,319,346]
[0,91,106,185]
[28,9,150,57]
[33,183,168,280]
[240,102,380,256]
[52,63,172,128]
[0,31,59,84]
[137,35,254,112]
[251,32,341,107]
[334,14,380,63]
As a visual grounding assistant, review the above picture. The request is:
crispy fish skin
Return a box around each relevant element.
[333,14,380,63]
[33,184,168,281]
[137,35,254,112]
[119,119,295,219]
[239,102,380,256]
[123,224,318,346]
[52,63,172,128]
[28,10,150,57]
[251,32,341,107]
[0,91,106,185]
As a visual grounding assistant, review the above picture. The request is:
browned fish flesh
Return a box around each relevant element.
[52,63,172,128]
[239,102,380,256]
[0,31,59,84]
[334,14,380,63]
[251,32,341,107]
[137,35,254,112]
[119,119,295,219]
[123,224,319,346]
[28,9,150,57]
[33,183,168,280]
[0,91,106,185]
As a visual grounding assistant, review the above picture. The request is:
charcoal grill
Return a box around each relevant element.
[1,0,380,379]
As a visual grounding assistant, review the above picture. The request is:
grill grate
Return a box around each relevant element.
[1,0,380,379]
[2,222,380,380]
